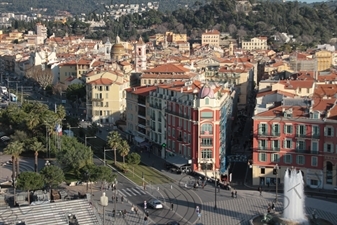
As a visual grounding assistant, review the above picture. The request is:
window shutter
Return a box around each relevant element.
[333,128,335,137]
[258,124,261,134]
[290,140,293,149]
[284,140,286,148]
[284,125,286,134]
[332,144,334,153]
[324,143,327,152]
[296,155,299,164]
[324,127,327,136]
[290,126,293,134]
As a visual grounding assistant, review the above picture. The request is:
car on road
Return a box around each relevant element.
[148,199,163,209]
[334,187,337,193]
[166,221,180,225]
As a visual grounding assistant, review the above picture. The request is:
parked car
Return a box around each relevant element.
[334,187,337,193]
[148,199,163,209]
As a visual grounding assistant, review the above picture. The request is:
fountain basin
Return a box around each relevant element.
[250,213,334,225]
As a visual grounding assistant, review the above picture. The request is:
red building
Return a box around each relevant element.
[252,95,337,190]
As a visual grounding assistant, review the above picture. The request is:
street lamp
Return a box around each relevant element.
[103,148,114,166]
[12,176,16,206]
[85,135,96,146]
[100,192,108,225]
[45,160,51,167]
[273,164,279,203]
[85,170,89,192]
[113,178,117,223]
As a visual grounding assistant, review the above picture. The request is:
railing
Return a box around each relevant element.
[257,147,280,152]
[201,131,213,135]
[91,98,103,102]
[258,132,280,137]
[295,134,312,138]
[295,149,319,154]
[165,109,190,119]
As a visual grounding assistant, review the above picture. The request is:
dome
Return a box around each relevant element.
[199,84,215,99]
[110,43,125,56]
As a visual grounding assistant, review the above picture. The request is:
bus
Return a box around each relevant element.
[9,93,17,102]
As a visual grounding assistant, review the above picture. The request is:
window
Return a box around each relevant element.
[297,125,306,136]
[310,180,318,186]
[312,112,319,119]
[284,154,292,164]
[201,111,213,118]
[284,124,293,134]
[296,140,305,150]
[284,139,292,149]
[312,125,319,137]
[258,153,266,162]
[201,124,213,134]
[272,124,280,135]
[324,143,333,153]
[258,140,266,149]
[296,155,305,165]
[312,141,318,153]
[205,98,209,105]
[259,123,267,135]
[105,86,109,91]
[324,126,334,137]
[271,153,279,163]
[201,149,212,158]
[272,140,279,150]
[201,138,213,146]
[311,156,318,167]
[260,168,265,174]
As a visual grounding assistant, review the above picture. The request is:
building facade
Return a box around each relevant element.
[134,37,147,72]
[252,98,337,190]
[201,30,220,47]
[242,37,268,50]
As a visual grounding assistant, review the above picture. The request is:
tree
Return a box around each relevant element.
[126,152,141,166]
[107,131,122,165]
[30,141,46,172]
[25,65,53,90]
[56,136,93,175]
[119,140,130,164]
[66,83,86,101]
[10,130,28,143]
[4,141,24,179]
[16,172,44,203]
[40,165,65,189]
[95,166,116,189]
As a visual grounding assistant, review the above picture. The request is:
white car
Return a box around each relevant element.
[148,199,163,209]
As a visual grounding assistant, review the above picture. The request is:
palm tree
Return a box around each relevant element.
[26,113,40,133]
[30,141,46,172]
[107,131,122,165]
[4,141,24,179]
[119,140,130,164]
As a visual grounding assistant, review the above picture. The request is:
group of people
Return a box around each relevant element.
[111,195,124,203]
[231,189,238,198]
[267,202,275,213]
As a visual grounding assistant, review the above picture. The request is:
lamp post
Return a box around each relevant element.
[45,160,51,167]
[13,176,16,206]
[85,170,89,192]
[103,148,114,166]
[213,160,217,210]
[113,178,117,224]
[85,135,96,146]
[100,192,108,225]
[274,164,279,203]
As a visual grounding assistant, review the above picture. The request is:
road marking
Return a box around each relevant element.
[132,188,142,195]
[135,187,147,194]
[120,189,132,197]
[118,190,127,197]
[126,188,137,196]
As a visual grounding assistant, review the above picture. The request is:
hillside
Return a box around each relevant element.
[0,0,204,14]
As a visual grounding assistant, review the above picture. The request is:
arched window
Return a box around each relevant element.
[326,161,333,185]
[205,97,209,105]
[201,124,213,134]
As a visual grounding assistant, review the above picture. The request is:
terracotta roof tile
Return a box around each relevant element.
[88,78,113,85]
[143,63,189,73]
[125,86,157,97]
[314,84,337,98]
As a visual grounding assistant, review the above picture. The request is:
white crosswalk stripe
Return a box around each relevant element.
[118,187,147,197]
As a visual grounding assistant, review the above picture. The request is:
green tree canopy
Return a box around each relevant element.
[16,171,44,202]
[66,83,86,101]
[126,152,141,165]
[40,165,65,188]
[56,136,93,174]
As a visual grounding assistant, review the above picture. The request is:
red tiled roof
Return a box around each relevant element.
[88,78,113,85]
[143,63,189,73]
[125,86,157,97]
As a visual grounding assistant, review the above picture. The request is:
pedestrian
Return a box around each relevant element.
[146,211,149,217]
[235,190,237,198]
[258,187,262,196]
[196,206,200,214]
[267,205,271,214]
[131,205,134,214]
[123,209,127,218]
[231,191,234,198]
[121,196,124,203]
[116,196,118,202]
[111,195,114,202]
[267,182,270,188]
[171,203,174,211]
[271,202,275,211]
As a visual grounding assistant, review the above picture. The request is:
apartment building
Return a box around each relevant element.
[241,37,268,50]
[201,30,220,47]
[252,88,337,190]
[85,70,129,124]
[315,50,332,71]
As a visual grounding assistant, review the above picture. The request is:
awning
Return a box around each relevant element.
[134,136,145,143]
[166,155,189,168]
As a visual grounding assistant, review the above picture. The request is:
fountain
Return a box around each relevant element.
[251,168,333,225]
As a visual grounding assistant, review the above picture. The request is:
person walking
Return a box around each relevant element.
[111,195,114,202]
[116,196,118,202]
[267,204,271,213]
[131,205,134,214]
[235,190,237,198]
[121,196,124,203]
[134,207,138,215]
[171,203,174,211]
[122,209,127,218]
[258,187,262,196]
[196,206,200,214]
[271,202,275,211]
[231,190,234,198]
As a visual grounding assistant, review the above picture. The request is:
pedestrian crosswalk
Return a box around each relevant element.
[118,187,147,197]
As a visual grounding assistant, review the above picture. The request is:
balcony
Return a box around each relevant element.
[201,131,213,135]
[257,147,280,152]
[258,132,280,137]
[91,98,103,102]
[295,149,319,154]
[165,109,190,119]
[295,134,312,139]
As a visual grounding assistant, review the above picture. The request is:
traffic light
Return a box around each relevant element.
[162,143,166,148]
[273,169,277,175]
